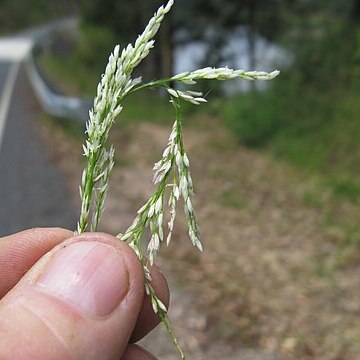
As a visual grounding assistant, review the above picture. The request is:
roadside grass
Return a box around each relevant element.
[36,53,99,97]
[121,92,174,125]
[41,113,85,140]
[225,80,360,206]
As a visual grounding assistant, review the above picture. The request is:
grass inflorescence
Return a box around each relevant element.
[75,1,279,357]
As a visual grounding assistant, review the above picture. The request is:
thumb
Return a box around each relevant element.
[0,233,145,360]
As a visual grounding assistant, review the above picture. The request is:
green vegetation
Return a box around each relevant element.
[41,114,85,141]
[0,0,76,34]
[224,0,360,204]
[225,76,360,203]
[36,25,117,97]
[39,50,174,124]
[121,93,174,124]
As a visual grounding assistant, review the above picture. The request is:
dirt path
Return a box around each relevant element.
[139,272,278,360]
[40,116,280,359]
[41,114,360,359]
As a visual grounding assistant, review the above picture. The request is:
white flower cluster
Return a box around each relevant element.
[121,0,174,74]
[144,278,184,359]
[146,282,168,313]
[121,190,165,265]
[153,120,202,250]
[122,117,202,265]
[76,1,280,357]
[142,67,279,105]
[77,47,127,233]
[171,67,280,84]
[167,88,207,105]
[77,0,174,233]
[91,146,115,231]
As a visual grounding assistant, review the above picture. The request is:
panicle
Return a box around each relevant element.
[170,67,280,84]
[77,0,174,234]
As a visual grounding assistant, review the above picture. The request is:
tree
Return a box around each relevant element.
[278,0,359,88]
[80,0,174,80]
[175,0,283,69]
[0,0,76,33]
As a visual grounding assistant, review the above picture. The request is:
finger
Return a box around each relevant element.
[121,344,157,359]
[130,265,170,342]
[0,233,144,360]
[0,229,170,345]
[0,228,72,298]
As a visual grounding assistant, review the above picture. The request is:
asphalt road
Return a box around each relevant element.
[0,61,77,236]
[0,62,9,91]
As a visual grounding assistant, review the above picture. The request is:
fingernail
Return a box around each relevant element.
[37,241,129,316]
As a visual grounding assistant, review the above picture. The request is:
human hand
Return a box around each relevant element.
[0,228,169,359]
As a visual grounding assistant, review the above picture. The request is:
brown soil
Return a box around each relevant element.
[41,114,360,360]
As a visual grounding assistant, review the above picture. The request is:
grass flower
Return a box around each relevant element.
[76,0,279,358]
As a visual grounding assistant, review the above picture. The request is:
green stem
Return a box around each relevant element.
[126,78,173,96]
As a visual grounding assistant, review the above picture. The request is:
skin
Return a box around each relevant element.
[0,228,170,359]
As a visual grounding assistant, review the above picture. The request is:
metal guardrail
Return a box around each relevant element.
[25,54,90,123]
[21,18,90,124]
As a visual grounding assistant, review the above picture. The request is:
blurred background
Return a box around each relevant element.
[0,0,360,359]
